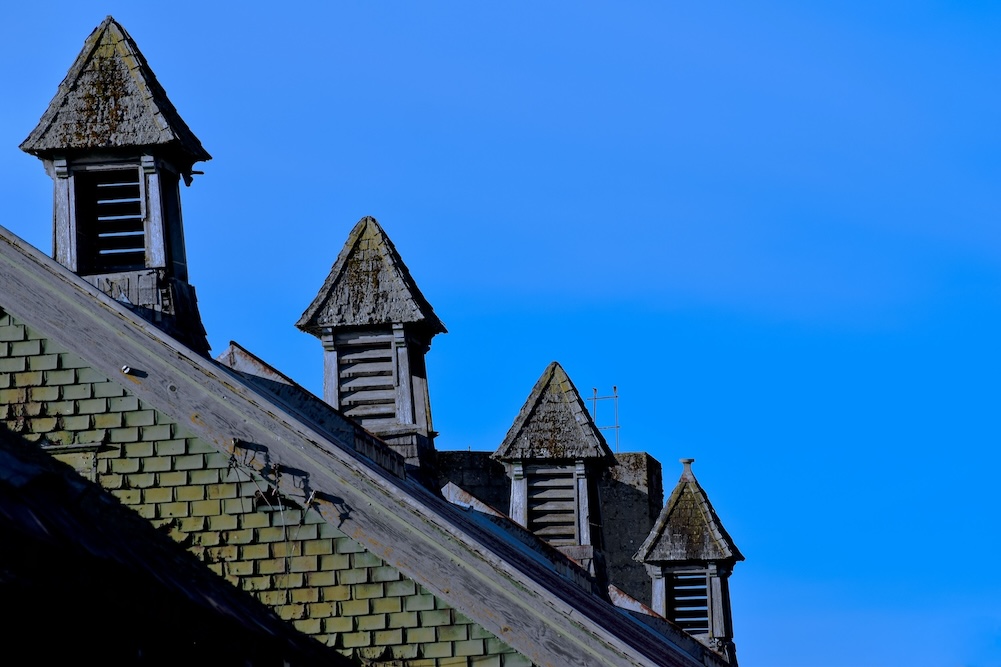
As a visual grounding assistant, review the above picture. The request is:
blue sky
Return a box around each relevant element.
[1,3,999,665]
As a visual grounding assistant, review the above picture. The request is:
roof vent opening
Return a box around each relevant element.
[75,167,146,274]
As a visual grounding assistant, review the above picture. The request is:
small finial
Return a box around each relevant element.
[680,458,695,479]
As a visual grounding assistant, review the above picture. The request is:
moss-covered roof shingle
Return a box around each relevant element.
[297,216,445,335]
[494,361,613,461]
[635,460,743,565]
[20,16,210,169]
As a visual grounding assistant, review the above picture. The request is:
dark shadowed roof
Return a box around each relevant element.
[297,216,446,336]
[494,361,614,461]
[634,460,743,564]
[20,16,210,168]
[0,426,346,665]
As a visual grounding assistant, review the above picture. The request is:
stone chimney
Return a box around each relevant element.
[20,16,210,354]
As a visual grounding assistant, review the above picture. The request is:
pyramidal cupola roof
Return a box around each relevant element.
[297,216,446,335]
[635,459,743,564]
[20,16,210,168]
[494,361,613,461]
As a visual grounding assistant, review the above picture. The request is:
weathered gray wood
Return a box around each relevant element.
[143,156,167,269]
[340,347,393,362]
[343,400,396,414]
[494,361,612,461]
[577,461,591,546]
[296,217,445,335]
[339,360,392,377]
[636,461,741,661]
[20,17,210,169]
[341,374,394,390]
[342,388,397,405]
[635,460,743,564]
[393,325,414,425]
[322,346,340,409]
[51,160,76,271]
[509,461,528,527]
[335,332,395,346]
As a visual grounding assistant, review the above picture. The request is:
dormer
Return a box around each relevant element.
[493,362,613,574]
[635,459,743,663]
[297,217,446,470]
[20,17,210,353]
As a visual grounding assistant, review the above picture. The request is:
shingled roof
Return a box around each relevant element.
[635,460,743,565]
[0,224,724,667]
[0,426,346,665]
[494,361,614,461]
[20,16,210,169]
[297,216,446,336]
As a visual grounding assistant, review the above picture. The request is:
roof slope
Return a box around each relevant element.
[0,426,345,665]
[297,216,446,335]
[494,361,614,460]
[20,16,210,167]
[635,460,743,564]
[0,224,722,667]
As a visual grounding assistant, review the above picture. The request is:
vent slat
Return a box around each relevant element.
[339,360,393,378]
[530,512,576,524]
[92,218,145,234]
[528,500,576,512]
[76,168,146,273]
[526,465,574,476]
[94,233,145,252]
[528,488,575,500]
[528,478,576,488]
[344,403,396,418]
[341,389,396,405]
[341,375,395,391]
[95,200,143,219]
[339,347,394,362]
[669,571,710,635]
[335,332,395,346]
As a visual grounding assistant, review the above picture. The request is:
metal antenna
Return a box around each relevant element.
[587,385,620,453]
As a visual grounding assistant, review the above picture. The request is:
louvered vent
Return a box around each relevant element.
[526,464,578,546]
[336,332,396,424]
[76,168,146,273]
[668,571,710,634]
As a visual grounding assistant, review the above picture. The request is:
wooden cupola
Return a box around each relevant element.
[634,459,743,663]
[493,362,614,575]
[20,16,210,354]
[297,217,446,470]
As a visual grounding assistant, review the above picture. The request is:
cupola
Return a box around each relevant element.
[20,16,210,353]
[493,362,614,575]
[635,459,743,663]
[297,217,445,470]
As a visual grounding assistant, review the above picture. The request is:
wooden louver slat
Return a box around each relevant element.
[75,168,146,273]
[337,334,396,426]
[526,466,578,546]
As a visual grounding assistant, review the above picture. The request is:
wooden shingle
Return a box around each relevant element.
[494,361,613,461]
[297,217,445,336]
[635,460,743,565]
[20,16,210,170]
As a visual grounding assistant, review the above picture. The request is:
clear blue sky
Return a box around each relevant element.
[2,3,999,666]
